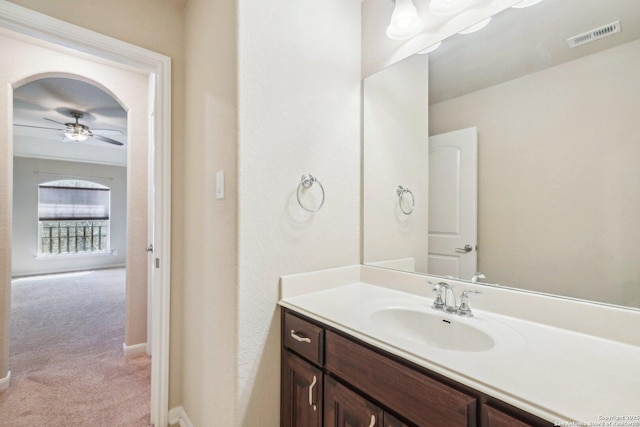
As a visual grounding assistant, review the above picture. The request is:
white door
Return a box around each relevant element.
[428,127,478,280]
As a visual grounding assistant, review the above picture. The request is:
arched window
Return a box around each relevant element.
[38,180,111,255]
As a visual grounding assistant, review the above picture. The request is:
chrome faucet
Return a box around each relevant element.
[429,281,483,316]
[471,272,486,283]
[457,290,483,317]
[430,282,457,313]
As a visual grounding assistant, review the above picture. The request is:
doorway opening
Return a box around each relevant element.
[0,6,172,425]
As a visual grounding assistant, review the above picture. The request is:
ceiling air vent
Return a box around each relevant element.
[567,21,621,48]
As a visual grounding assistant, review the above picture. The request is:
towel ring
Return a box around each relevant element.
[297,174,325,212]
[396,185,414,215]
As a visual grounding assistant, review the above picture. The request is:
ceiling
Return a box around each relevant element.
[13,77,128,167]
[428,0,640,104]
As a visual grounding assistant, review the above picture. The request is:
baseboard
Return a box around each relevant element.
[122,342,147,357]
[0,371,11,391]
[168,406,194,427]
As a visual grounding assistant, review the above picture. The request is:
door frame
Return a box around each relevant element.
[0,2,172,426]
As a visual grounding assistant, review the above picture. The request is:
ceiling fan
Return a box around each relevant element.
[13,111,124,146]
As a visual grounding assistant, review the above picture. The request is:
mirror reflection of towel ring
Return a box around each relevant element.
[396,185,415,215]
[297,174,325,212]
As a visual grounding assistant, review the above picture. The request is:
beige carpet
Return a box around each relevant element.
[0,268,151,427]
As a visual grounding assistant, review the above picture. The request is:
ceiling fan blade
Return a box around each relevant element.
[92,134,124,146]
[91,129,124,136]
[13,123,64,131]
[44,117,68,126]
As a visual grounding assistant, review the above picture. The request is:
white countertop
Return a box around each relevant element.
[279,279,640,425]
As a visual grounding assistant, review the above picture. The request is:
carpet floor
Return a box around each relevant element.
[0,268,151,427]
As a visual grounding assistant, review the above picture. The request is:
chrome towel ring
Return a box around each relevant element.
[297,174,325,212]
[396,185,415,215]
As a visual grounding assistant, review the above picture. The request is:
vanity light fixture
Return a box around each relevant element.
[429,0,472,16]
[417,41,442,54]
[386,0,424,40]
[458,17,491,34]
[512,0,543,8]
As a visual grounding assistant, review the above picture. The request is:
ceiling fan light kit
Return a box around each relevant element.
[64,112,91,141]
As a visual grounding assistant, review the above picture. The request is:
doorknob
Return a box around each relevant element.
[455,244,472,253]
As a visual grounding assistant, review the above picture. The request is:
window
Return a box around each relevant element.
[38,180,111,256]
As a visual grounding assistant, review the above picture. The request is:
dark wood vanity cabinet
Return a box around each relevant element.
[281,308,551,427]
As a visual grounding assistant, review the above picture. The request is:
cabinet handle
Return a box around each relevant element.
[368,414,376,427]
[290,330,311,343]
[308,375,317,411]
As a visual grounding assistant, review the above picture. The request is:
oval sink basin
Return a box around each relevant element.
[370,307,495,352]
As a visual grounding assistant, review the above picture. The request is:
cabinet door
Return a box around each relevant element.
[324,376,383,427]
[283,351,323,427]
[383,413,410,427]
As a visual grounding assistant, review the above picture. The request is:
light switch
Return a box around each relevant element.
[216,170,224,199]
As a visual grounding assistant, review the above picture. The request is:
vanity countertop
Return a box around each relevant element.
[279,279,640,425]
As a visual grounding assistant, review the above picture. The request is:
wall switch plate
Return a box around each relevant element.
[216,170,224,199]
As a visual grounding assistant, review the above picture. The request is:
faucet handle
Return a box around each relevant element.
[427,281,446,310]
[458,290,482,317]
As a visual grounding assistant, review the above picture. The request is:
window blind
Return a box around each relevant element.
[38,185,110,221]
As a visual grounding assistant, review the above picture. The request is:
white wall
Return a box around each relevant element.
[430,40,640,308]
[363,54,429,272]
[12,157,127,276]
[236,0,361,425]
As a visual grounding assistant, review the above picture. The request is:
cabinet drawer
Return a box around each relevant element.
[483,405,531,427]
[325,331,476,427]
[284,311,324,366]
[482,404,549,427]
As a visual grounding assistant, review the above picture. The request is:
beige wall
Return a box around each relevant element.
[4,0,185,406]
[181,0,237,424]
[363,54,429,272]
[430,40,640,308]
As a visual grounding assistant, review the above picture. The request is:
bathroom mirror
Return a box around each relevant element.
[363,0,640,309]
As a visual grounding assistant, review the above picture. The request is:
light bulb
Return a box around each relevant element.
[386,0,424,40]
[64,128,90,142]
